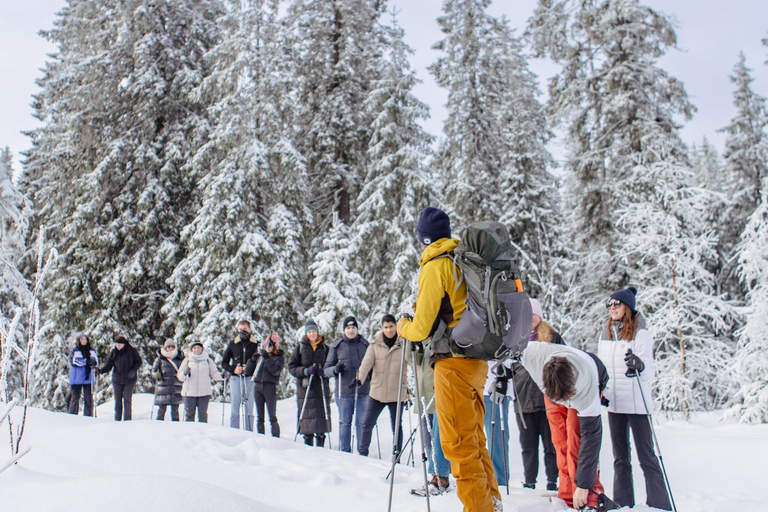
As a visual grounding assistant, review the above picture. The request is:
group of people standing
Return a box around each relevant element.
[66,206,672,512]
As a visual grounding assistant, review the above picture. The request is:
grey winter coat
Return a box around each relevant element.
[153,348,184,406]
[323,334,370,397]
[288,336,332,435]
[358,333,408,403]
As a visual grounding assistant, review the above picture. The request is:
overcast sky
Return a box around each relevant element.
[2,0,767,176]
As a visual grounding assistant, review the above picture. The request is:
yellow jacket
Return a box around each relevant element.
[398,238,467,343]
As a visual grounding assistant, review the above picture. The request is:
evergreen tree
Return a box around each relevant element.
[616,147,735,414]
[163,0,310,373]
[350,14,441,330]
[730,178,768,423]
[306,214,368,337]
[21,0,225,400]
[718,53,768,299]
[527,0,695,342]
[285,0,385,229]
[0,147,30,317]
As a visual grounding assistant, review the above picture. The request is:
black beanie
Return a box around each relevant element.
[609,287,638,313]
[342,316,358,329]
[417,207,451,245]
[114,335,129,345]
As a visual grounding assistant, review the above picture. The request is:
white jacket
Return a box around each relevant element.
[178,352,223,398]
[597,313,655,415]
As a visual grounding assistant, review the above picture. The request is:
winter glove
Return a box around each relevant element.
[410,341,424,354]
[304,365,320,377]
[601,395,610,407]
[492,364,514,380]
[334,361,346,375]
[624,350,645,377]
[348,378,362,389]
[127,370,137,380]
[490,378,508,404]
[259,349,269,358]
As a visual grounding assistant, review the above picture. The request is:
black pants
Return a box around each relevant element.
[359,399,403,457]
[185,396,211,422]
[157,404,180,421]
[68,384,93,416]
[515,410,558,485]
[113,381,135,421]
[304,433,325,447]
[255,383,280,437]
[608,412,671,510]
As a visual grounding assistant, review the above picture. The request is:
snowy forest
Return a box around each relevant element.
[1,0,767,424]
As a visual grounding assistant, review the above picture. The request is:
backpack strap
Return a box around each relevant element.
[430,252,463,290]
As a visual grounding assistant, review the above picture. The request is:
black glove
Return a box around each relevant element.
[411,341,424,354]
[624,350,645,377]
[492,364,514,380]
[335,361,346,374]
[601,395,610,407]
[259,349,269,358]
[491,378,508,404]
[304,365,319,377]
[348,378,362,389]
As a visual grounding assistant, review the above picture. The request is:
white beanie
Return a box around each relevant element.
[530,298,543,320]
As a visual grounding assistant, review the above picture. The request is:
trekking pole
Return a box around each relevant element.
[490,392,497,465]
[320,374,333,449]
[221,373,228,426]
[375,424,381,459]
[409,342,432,512]
[350,379,359,451]
[422,396,441,492]
[631,352,677,512]
[240,375,248,430]
[500,398,509,495]
[406,397,415,466]
[92,368,99,418]
[386,337,409,512]
[386,427,418,478]
[294,374,315,442]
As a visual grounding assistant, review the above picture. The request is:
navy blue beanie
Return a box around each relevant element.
[417,207,451,245]
[610,287,638,313]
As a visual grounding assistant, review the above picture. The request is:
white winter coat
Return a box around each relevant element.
[597,313,655,415]
[178,352,223,398]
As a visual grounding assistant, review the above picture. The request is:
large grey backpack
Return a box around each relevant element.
[449,221,532,360]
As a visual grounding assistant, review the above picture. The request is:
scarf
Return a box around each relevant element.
[160,347,178,360]
[383,333,397,349]
[529,331,538,342]
[190,351,209,363]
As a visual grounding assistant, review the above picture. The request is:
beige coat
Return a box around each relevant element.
[358,333,408,403]
[178,352,223,397]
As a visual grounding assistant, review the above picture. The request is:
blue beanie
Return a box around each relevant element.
[304,318,319,334]
[417,207,451,245]
[609,287,638,313]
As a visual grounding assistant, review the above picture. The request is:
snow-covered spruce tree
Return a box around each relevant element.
[729,178,768,423]
[163,0,310,376]
[350,14,441,332]
[616,144,735,415]
[21,0,225,402]
[306,214,368,339]
[717,53,768,300]
[0,147,32,402]
[285,0,385,229]
[527,0,695,343]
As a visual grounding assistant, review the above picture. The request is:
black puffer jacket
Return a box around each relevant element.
[100,343,142,386]
[153,349,184,406]
[288,336,332,435]
[323,334,370,397]
[246,348,285,388]
[221,336,260,377]
[512,329,565,413]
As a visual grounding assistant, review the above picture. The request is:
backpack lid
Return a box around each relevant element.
[457,221,514,266]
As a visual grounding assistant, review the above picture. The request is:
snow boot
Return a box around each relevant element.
[492,495,504,512]
[410,475,450,496]
[522,482,535,489]
[546,481,558,491]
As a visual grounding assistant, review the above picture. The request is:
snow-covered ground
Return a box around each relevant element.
[1,395,766,511]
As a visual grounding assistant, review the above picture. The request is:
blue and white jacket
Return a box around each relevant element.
[69,347,99,385]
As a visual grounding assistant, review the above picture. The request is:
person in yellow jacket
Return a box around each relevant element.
[397,207,502,512]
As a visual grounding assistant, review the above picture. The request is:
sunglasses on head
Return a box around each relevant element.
[605,300,623,309]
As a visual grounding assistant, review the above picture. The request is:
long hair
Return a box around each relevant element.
[608,307,637,341]
[536,321,554,343]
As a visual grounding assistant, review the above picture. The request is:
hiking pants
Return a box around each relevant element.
[68,384,93,416]
[157,404,180,421]
[255,382,281,437]
[359,399,403,457]
[435,357,500,512]
[337,393,370,453]
[113,381,135,421]
[483,395,511,486]
[515,410,558,486]
[545,398,603,508]
[230,375,255,430]
[608,412,671,510]
[185,395,210,422]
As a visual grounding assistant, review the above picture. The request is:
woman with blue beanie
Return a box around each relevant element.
[597,287,671,510]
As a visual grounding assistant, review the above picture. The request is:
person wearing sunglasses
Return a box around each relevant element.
[152,339,184,421]
[597,287,671,510]
[221,319,259,430]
